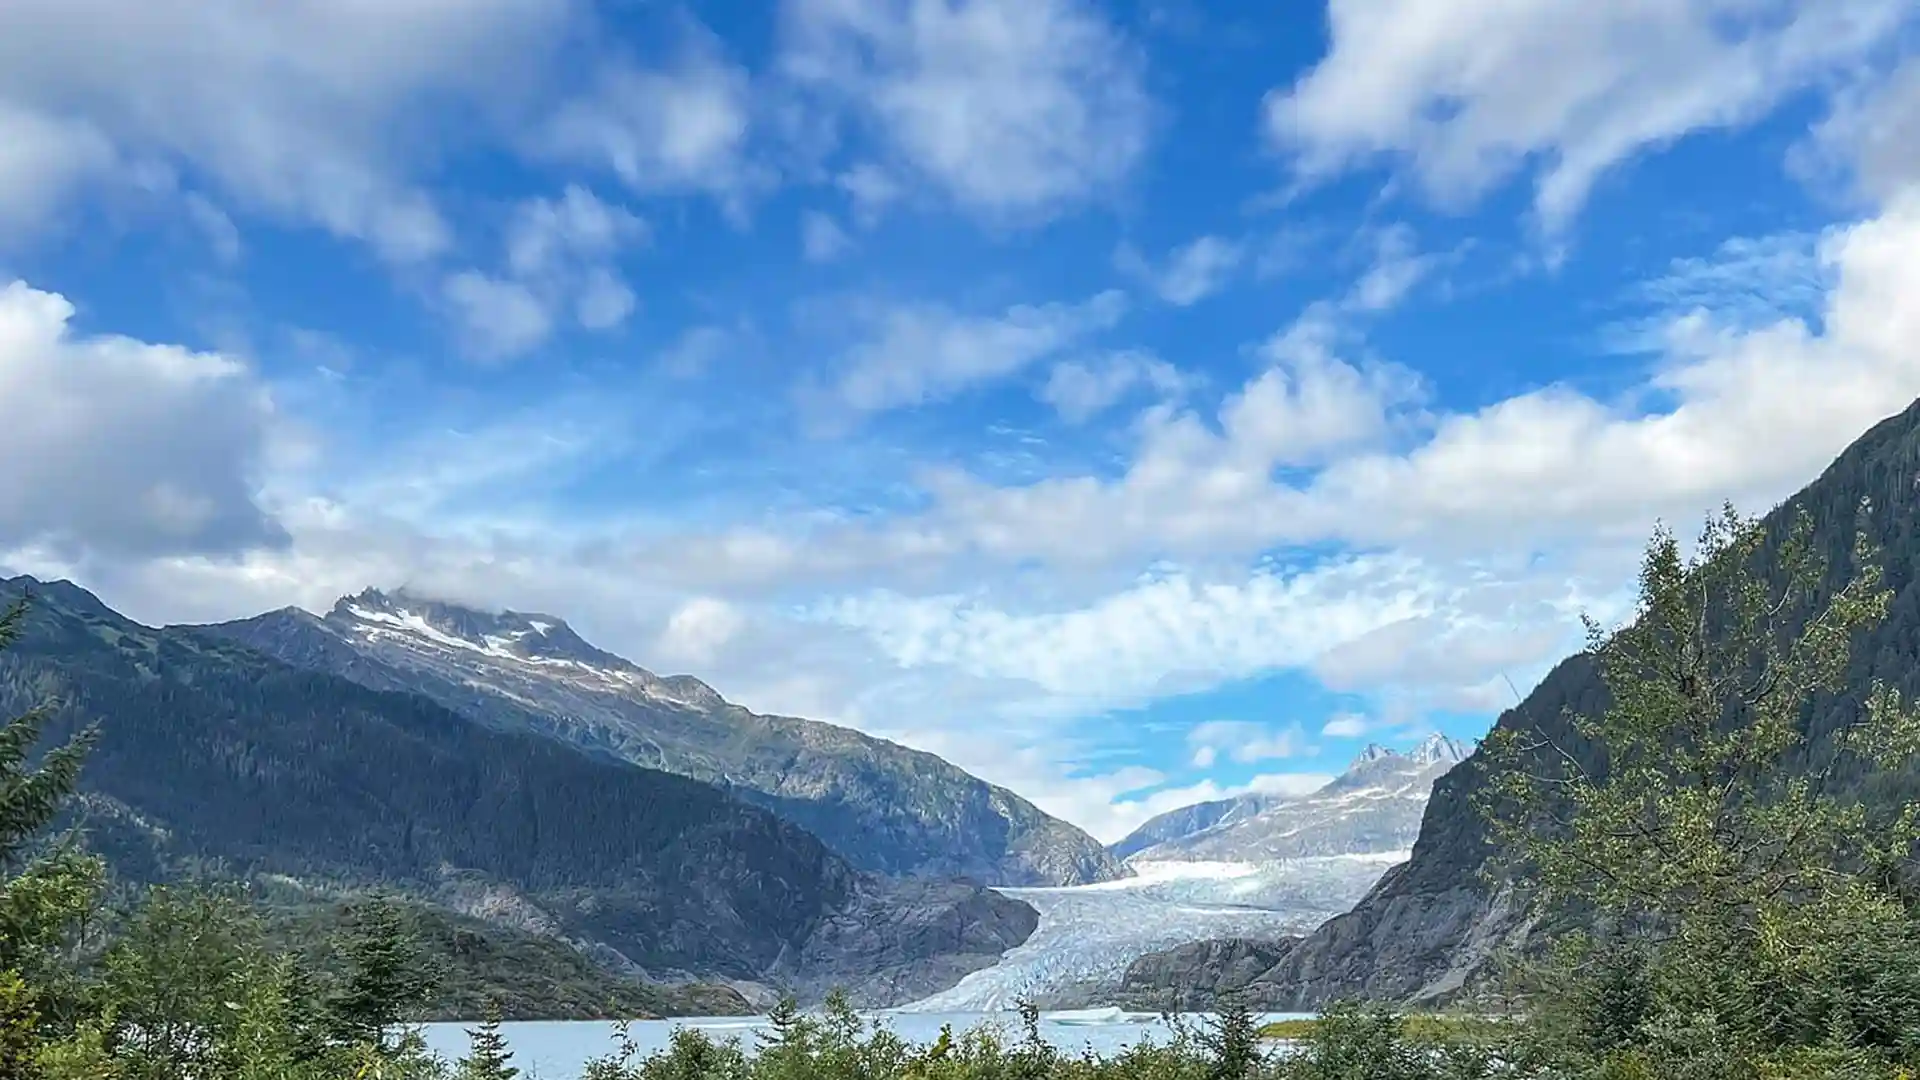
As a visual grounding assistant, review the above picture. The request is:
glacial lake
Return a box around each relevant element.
[418,1010,1316,1078]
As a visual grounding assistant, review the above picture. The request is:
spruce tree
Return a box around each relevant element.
[457,998,518,1080]
[0,596,105,1035]
[326,898,436,1053]
[0,598,97,872]
[1200,995,1262,1080]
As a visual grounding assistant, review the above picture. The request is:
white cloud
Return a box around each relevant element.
[1186,720,1308,765]
[801,210,853,261]
[1320,712,1370,738]
[654,596,747,668]
[1116,235,1245,306]
[545,38,762,211]
[658,324,740,378]
[1808,55,1920,205]
[819,289,1127,418]
[445,186,646,358]
[576,269,638,330]
[815,556,1439,715]
[779,0,1152,221]
[1037,350,1189,423]
[505,185,648,279]
[1606,230,1828,352]
[866,189,1920,573]
[441,272,554,361]
[1346,224,1439,312]
[0,280,284,559]
[0,103,116,238]
[1268,0,1917,230]
[0,0,578,259]
[1100,771,1337,840]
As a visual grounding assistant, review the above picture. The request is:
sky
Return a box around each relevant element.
[2,0,1919,844]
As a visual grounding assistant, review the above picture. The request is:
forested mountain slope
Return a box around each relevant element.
[206,589,1120,887]
[0,576,1036,1006]
[1121,398,1920,1009]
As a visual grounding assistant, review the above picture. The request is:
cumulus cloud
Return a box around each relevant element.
[0,281,285,559]
[441,186,647,359]
[0,0,580,259]
[779,0,1152,221]
[1268,0,1917,230]
[544,35,764,211]
[1807,55,1920,206]
[1037,350,1189,424]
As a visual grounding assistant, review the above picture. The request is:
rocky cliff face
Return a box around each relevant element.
[204,590,1121,888]
[0,576,1035,1007]
[1117,398,1920,1010]
[1114,735,1468,863]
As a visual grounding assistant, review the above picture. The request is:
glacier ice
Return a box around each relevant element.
[896,854,1407,1012]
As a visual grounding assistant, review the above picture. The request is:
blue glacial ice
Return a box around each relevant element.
[897,855,1408,1012]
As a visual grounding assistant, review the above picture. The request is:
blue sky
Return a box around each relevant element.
[2,0,1919,840]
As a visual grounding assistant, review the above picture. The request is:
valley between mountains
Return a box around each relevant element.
[9,397,1920,1024]
[0,567,1467,1018]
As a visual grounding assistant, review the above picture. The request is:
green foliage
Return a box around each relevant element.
[455,999,518,1080]
[1475,503,1920,1076]
[98,885,275,1079]
[1196,996,1262,1080]
[325,898,439,1052]
[0,600,98,876]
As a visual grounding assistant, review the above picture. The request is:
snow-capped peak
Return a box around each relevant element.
[1412,732,1469,766]
[330,588,617,668]
[1347,742,1395,770]
[317,587,727,711]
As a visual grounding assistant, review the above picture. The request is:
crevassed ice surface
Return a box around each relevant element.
[896,855,1408,1012]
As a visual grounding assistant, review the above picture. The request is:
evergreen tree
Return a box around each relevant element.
[1200,994,1263,1080]
[0,597,106,1048]
[0,599,96,873]
[457,999,518,1080]
[1480,503,1920,1069]
[327,898,437,1054]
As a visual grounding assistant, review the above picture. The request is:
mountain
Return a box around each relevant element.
[0,575,1037,1007]
[1117,398,1920,1011]
[1112,734,1469,863]
[202,589,1121,888]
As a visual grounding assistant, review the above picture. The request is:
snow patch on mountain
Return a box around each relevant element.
[1112,734,1469,864]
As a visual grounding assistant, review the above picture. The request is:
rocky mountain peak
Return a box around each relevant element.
[1412,733,1469,766]
[327,587,641,673]
[1346,742,1396,770]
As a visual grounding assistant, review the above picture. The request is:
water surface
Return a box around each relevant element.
[418,1009,1315,1079]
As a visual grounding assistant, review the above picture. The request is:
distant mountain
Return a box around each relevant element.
[202,589,1121,888]
[0,576,1036,1007]
[1118,399,1920,1011]
[1113,734,1469,863]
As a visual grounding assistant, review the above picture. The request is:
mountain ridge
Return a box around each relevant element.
[1117,398,1920,1010]
[202,588,1122,887]
[0,574,1039,1007]
[1112,734,1469,864]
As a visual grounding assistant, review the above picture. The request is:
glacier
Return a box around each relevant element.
[895,854,1407,1012]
